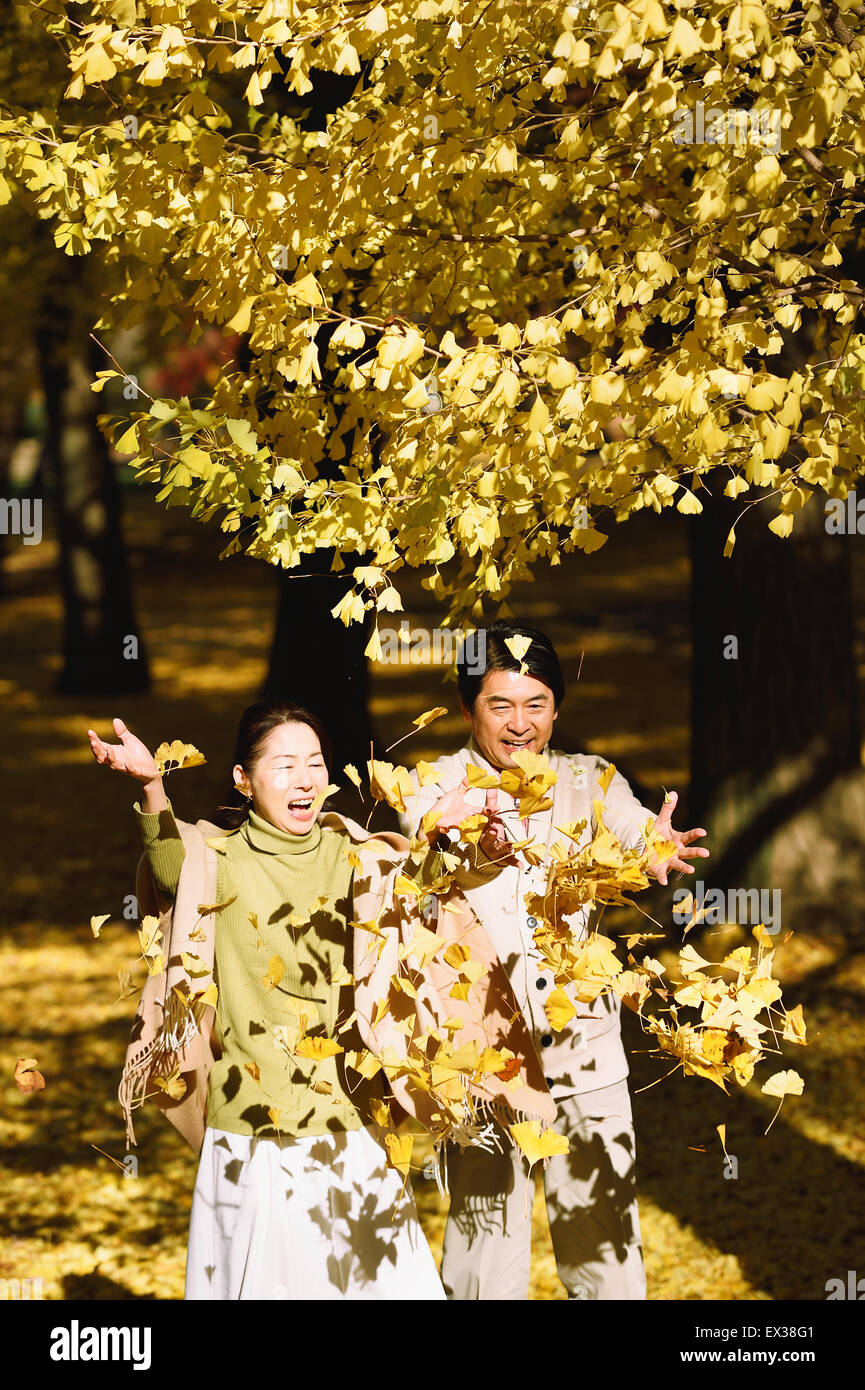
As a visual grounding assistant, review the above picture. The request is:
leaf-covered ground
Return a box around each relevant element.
[2,492,863,1300]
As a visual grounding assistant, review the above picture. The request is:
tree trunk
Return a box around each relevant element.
[264,552,377,772]
[0,343,27,595]
[688,486,864,939]
[36,269,150,694]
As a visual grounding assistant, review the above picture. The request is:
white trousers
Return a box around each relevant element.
[185,1125,445,1300]
[441,1079,646,1300]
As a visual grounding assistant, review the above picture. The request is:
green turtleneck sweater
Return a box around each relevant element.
[134,800,386,1140]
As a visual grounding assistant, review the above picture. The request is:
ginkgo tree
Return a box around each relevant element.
[2,0,864,639]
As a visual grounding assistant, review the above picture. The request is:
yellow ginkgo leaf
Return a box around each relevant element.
[191,982,218,1010]
[153,1067,186,1101]
[196,894,238,915]
[761,1068,804,1133]
[295,1036,344,1060]
[90,914,110,938]
[596,763,616,795]
[761,1069,804,1099]
[138,916,162,956]
[343,763,363,794]
[369,1097,392,1128]
[412,705,448,729]
[117,970,137,1000]
[153,740,207,774]
[544,987,576,1032]
[504,634,532,662]
[181,951,210,978]
[384,1131,414,1176]
[782,1004,807,1045]
[399,925,445,969]
[262,955,285,990]
[465,762,500,789]
[345,1049,383,1079]
[509,1121,569,1167]
[368,759,416,813]
[14,1057,46,1093]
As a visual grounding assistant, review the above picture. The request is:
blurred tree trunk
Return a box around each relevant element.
[688,488,863,936]
[261,60,379,769]
[35,255,149,693]
[0,343,27,595]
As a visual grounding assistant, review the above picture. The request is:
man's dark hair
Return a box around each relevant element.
[457,620,565,712]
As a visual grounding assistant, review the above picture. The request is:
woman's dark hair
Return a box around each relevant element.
[214,700,334,829]
[456,620,565,712]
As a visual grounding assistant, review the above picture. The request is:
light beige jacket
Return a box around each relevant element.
[119,807,557,1154]
[398,739,656,1097]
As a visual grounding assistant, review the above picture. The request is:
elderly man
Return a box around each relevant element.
[398,620,709,1301]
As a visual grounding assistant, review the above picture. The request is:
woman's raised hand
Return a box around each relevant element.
[87,717,161,784]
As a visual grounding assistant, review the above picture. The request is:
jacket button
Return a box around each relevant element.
[535,977,548,990]
[527,916,538,928]
[545,1076,554,1088]
[541,1034,553,1047]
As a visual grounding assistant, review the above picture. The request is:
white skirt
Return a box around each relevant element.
[185,1125,445,1300]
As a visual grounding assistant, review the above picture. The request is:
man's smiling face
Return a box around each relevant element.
[461,669,558,770]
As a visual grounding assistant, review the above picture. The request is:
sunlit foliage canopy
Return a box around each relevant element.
[2,0,864,632]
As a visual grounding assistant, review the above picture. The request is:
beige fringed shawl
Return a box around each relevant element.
[118,810,556,1154]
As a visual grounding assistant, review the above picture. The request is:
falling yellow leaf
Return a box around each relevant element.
[181,952,210,978]
[343,763,364,795]
[399,925,446,969]
[262,955,285,990]
[153,1067,186,1101]
[191,982,218,1010]
[544,987,576,1032]
[509,1121,569,1167]
[90,914,110,938]
[384,1131,414,1176]
[196,894,238,915]
[153,740,207,774]
[761,1069,804,1099]
[596,763,616,795]
[369,1097,392,1128]
[117,970,136,1000]
[14,1058,46,1093]
[295,1036,344,1060]
[345,1049,383,1079]
[504,634,532,662]
[138,917,163,957]
[368,759,416,812]
[761,1068,804,1133]
[465,762,500,789]
[244,1062,261,1083]
[782,1004,807,1045]
[412,706,448,729]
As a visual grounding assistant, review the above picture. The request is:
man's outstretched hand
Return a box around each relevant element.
[648,790,709,887]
